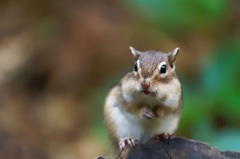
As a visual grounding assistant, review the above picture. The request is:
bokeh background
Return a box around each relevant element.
[0,0,240,158]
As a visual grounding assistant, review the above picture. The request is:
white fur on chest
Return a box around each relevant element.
[106,95,179,144]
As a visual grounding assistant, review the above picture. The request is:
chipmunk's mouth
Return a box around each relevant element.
[142,90,151,95]
[141,89,156,95]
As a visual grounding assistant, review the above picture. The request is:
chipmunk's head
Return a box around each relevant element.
[122,47,181,107]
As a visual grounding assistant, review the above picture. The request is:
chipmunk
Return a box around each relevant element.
[104,47,182,153]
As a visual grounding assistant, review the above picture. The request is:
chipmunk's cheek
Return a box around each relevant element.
[137,86,143,93]
[134,83,142,92]
[154,86,164,98]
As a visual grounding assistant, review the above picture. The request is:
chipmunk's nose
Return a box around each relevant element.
[141,79,150,90]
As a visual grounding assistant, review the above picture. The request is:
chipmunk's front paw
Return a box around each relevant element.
[141,107,156,119]
[154,133,175,142]
[119,137,138,150]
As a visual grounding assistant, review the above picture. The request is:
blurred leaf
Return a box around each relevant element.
[122,0,228,34]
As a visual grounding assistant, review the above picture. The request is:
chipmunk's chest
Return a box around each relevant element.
[111,106,178,144]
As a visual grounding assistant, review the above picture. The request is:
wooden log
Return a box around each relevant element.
[117,137,240,159]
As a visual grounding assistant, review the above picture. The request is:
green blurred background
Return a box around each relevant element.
[0,0,240,158]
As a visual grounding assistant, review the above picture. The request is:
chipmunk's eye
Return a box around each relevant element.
[160,64,167,74]
[134,62,138,72]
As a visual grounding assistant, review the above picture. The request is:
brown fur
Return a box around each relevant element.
[104,47,182,154]
[139,51,168,78]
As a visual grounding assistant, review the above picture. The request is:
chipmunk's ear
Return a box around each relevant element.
[168,47,180,69]
[129,46,142,60]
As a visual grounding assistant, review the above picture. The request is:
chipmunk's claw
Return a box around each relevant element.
[119,137,139,150]
[154,133,175,142]
[142,107,156,119]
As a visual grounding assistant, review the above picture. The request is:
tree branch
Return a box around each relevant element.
[116,137,240,159]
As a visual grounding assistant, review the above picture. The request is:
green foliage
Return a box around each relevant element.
[123,0,228,34]
[179,41,240,150]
